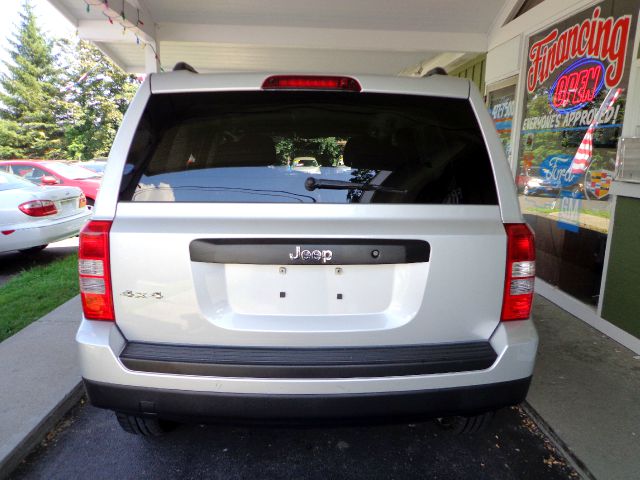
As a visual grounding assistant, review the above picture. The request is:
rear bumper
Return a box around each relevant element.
[119,341,498,378]
[84,376,531,422]
[77,318,537,420]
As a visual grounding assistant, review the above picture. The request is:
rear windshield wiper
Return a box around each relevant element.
[304,177,407,194]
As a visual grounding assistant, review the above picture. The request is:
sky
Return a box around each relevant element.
[0,0,75,71]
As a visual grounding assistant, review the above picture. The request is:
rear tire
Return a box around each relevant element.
[18,244,48,254]
[435,411,495,434]
[115,412,176,436]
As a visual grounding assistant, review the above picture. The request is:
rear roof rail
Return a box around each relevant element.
[173,62,198,73]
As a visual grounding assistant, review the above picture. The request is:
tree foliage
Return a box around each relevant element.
[0,1,139,160]
[0,0,66,158]
[274,136,344,166]
[63,40,138,160]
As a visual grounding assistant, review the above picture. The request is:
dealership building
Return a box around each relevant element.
[480,0,640,354]
[51,0,640,352]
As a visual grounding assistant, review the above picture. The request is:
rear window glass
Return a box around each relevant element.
[0,171,34,191]
[119,91,498,204]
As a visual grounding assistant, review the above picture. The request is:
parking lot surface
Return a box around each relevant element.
[12,400,576,479]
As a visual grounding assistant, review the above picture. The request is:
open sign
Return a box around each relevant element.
[549,59,605,114]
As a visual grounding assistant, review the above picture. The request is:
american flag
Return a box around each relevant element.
[569,88,622,175]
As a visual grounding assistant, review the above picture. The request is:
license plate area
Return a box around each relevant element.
[225,264,395,316]
[55,199,76,216]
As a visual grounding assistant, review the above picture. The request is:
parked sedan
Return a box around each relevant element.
[0,160,101,206]
[0,171,91,254]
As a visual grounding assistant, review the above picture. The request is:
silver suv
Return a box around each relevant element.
[77,71,537,436]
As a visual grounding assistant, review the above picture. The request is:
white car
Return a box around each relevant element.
[0,171,91,254]
[77,71,537,436]
[292,156,321,174]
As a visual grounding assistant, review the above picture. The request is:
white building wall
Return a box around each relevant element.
[485,37,521,85]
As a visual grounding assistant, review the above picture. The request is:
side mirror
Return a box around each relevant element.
[41,176,59,186]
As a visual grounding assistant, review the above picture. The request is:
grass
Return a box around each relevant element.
[0,253,78,342]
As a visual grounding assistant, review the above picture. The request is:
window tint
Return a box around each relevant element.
[120,91,498,205]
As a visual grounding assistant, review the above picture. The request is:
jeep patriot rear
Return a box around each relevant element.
[76,71,537,435]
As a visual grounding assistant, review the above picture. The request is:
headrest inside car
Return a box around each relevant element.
[343,135,405,170]
[215,134,277,167]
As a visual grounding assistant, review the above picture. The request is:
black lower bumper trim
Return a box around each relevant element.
[119,341,497,378]
[84,377,531,423]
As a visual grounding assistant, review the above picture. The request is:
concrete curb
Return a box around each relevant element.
[522,402,596,480]
[0,296,82,480]
[0,383,83,479]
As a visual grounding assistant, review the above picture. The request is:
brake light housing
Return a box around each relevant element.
[501,223,536,321]
[262,75,361,92]
[19,200,57,217]
[79,220,114,321]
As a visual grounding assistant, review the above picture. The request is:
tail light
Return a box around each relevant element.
[262,75,361,92]
[79,220,114,321]
[501,223,535,321]
[79,193,87,209]
[19,200,57,217]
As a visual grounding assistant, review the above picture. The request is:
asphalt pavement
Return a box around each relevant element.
[0,237,78,287]
[11,402,576,480]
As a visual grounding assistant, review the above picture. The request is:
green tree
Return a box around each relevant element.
[63,40,138,160]
[274,136,343,166]
[0,1,66,158]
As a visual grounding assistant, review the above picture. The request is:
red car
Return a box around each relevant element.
[0,160,101,206]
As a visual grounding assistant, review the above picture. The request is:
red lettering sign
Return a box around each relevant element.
[550,60,604,112]
[527,6,631,93]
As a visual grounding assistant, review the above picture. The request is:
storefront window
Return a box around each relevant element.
[488,84,516,163]
[517,0,637,306]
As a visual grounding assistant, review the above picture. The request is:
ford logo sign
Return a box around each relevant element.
[539,154,581,188]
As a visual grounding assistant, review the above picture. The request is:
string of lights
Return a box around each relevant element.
[82,0,162,70]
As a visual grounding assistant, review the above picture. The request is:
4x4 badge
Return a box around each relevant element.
[289,246,333,263]
[121,290,163,299]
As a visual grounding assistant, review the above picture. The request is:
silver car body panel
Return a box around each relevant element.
[110,203,505,346]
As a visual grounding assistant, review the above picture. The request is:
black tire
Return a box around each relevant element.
[86,197,95,207]
[18,244,48,254]
[435,411,495,434]
[115,412,176,436]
